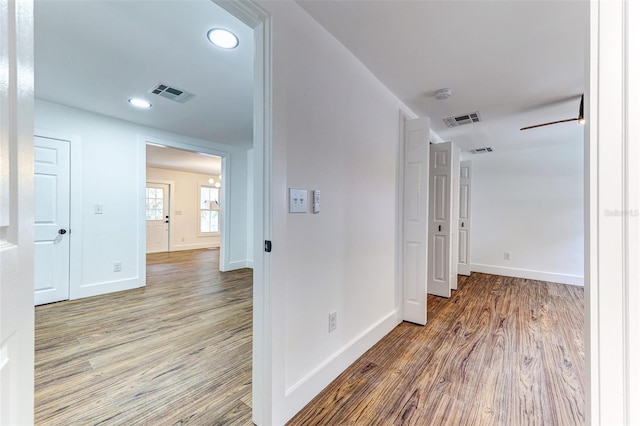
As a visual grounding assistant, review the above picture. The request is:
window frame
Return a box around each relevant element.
[198,184,220,236]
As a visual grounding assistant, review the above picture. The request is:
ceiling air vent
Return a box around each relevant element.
[149,83,194,103]
[443,111,482,128]
[468,147,493,154]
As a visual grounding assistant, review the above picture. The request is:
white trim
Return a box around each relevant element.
[170,242,219,251]
[33,128,84,300]
[282,311,399,421]
[470,263,583,286]
[227,259,253,270]
[76,277,143,299]
[140,135,233,271]
[145,179,175,252]
[626,2,640,423]
[211,1,272,424]
[395,110,407,323]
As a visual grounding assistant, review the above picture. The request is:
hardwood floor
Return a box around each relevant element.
[288,273,585,426]
[35,249,253,425]
[36,260,584,425]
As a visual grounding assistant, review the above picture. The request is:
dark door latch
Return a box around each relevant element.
[264,240,272,253]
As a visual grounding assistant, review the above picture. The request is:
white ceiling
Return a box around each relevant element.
[34,0,254,148]
[146,145,221,176]
[35,1,588,157]
[297,0,588,152]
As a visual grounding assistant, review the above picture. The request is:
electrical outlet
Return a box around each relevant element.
[504,252,511,261]
[328,311,337,333]
[113,261,122,272]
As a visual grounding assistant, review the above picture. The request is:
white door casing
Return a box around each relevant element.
[449,144,460,290]
[428,142,452,298]
[34,136,70,305]
[145,183,170,253]
[0,0,35,423]
[458,161,471,276]
[402,117,430,325]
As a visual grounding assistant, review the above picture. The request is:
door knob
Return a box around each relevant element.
[58,229,67,235]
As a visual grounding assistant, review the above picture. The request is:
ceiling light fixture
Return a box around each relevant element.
[215,182,221,188]
[435,88,452,100]
[128,98,152,109]
[207,28,239,49]
[208,178,215,184]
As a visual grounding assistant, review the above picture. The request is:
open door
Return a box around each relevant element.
[458,161,471,276]
[401,117,430,325]
[0,0,35,422]
[428,142,454,298]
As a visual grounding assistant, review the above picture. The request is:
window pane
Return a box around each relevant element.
[210,211,219,233]
[201,187,209,210]
[200,211,210,233]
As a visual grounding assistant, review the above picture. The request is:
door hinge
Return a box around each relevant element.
[264,240,272,253]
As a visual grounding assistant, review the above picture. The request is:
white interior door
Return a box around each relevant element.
[146,183,170,253]
[0,0,35,421]
[458,161,472,276]
[428,142,452,298]
[34,136,71,305]
[449,144,460,290]
[402,117,430,325]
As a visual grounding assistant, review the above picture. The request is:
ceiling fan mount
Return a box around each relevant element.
[520,94,584,131]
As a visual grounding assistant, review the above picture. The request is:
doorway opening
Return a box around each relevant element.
[32,0,270,423]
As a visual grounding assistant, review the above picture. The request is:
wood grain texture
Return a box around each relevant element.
[35,249,253,425]
[288,273,585,426]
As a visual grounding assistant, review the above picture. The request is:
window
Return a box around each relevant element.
[146,187,164,220]
[200,186,219,233]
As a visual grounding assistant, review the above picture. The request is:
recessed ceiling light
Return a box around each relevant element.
[214,182,221,188]
[207,28,239,49]
[128,98,152,109]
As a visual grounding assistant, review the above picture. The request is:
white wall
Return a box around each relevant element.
[259,2,416,423]
[146,167,220,251]
[464,142,584,285]
[34,99,251,299]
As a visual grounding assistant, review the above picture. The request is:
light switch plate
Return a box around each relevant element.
[289,188,308,213]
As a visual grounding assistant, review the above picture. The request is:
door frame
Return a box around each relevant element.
[140,136,230,270]
[144,180,173,253]
[34,128,83,300]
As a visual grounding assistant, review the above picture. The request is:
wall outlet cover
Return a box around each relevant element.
[289,188,308,213]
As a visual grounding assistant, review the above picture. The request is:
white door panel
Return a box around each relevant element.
[146,183,170,253]
[458,161,472,276]
[450,144,460,289]
[34,137,71,305]
[428,142,452,298]
[1,0,35,421]
[402,117,430,325]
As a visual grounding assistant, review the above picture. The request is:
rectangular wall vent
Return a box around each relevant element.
[468,147,493,154]
[149,83,194,103]
[443,111,482,128]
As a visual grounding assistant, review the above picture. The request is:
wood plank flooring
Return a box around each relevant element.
[36,259,584,425]
[288,273,585,426]
[35,249,253,425]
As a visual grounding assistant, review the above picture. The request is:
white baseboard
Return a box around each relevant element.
[224,260,253,270]
[169,242,219,252]
[470,263,584,286]
[282,311,400,423]
[73,277,144,300]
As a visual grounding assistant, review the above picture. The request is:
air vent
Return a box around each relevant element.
[443,111,482,128]
[149,83,194,103]
[468,147,493,154]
